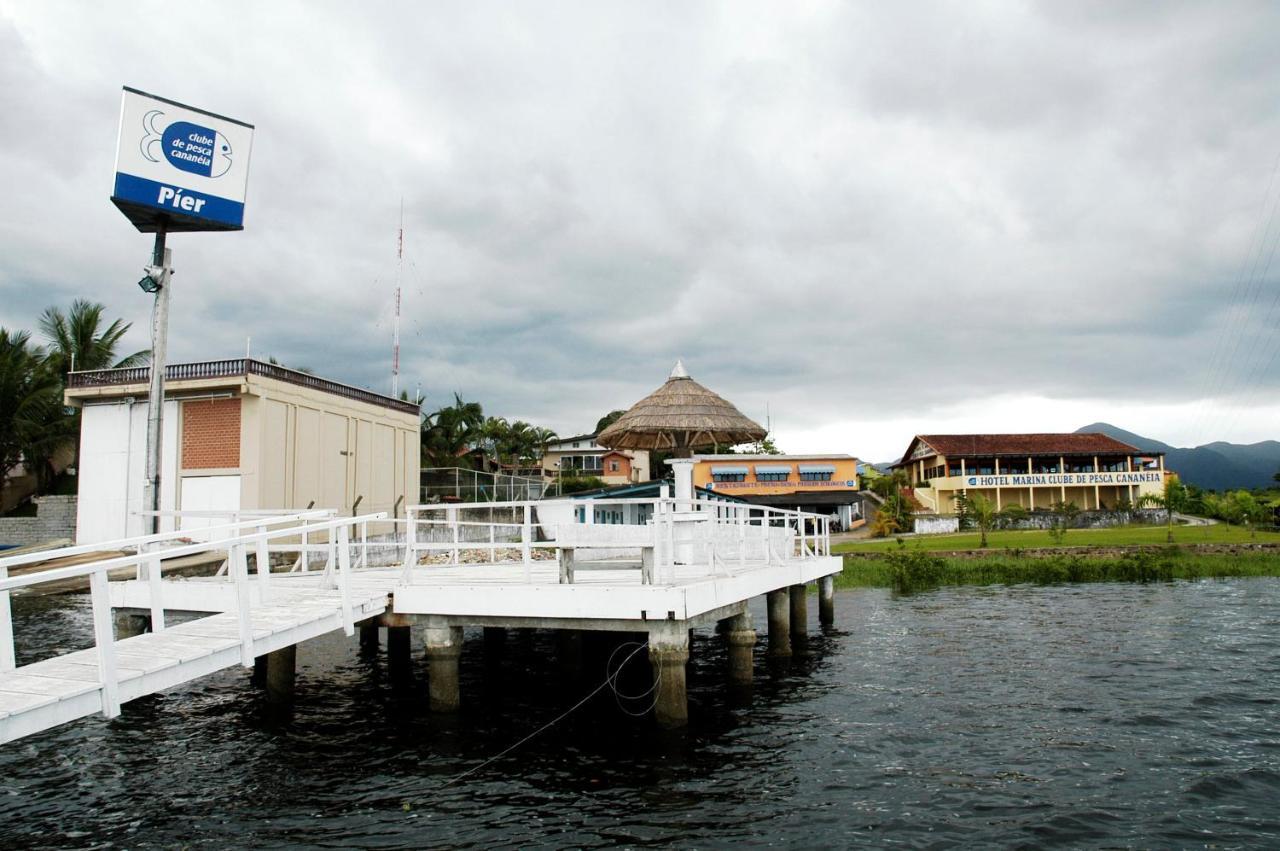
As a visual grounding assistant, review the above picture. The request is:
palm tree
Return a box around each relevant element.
[0,329,64,501]
[967,492,997,548]
[38,300,149,474]
[39,299,149,376]
[1139,478,1188,543]
[531,426,558,452]
[421,394,485,467]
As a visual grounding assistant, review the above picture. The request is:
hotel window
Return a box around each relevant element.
[1032,458,1059,474]
[711,466,748,482]
[971,459,995,475]
[948,463,963,476]
[755,465,793,482]
[797,464,835,482]
[1068,461,1094,473]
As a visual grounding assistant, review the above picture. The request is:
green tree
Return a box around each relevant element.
[1047,500,1080,545]
[39,299,149,376]
[38,299,149,475]
[1138,478,1188,543]
[421,394,485,467]
[869,470,920,537]
[0,329,64,501]
[967,492,997,548]
[736,434,782,455]
[1219,490,1264,538]
[595,409,625,435]
[998,503,1029,529]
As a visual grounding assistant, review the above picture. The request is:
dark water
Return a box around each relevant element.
[3,580,1280,849]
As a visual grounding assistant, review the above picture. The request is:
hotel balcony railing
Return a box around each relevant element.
[67,358,421,415]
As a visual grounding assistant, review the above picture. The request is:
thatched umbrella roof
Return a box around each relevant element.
[597,360,766,454]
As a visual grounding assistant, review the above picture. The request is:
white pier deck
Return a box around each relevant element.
[2,497,840,742]
[1,574,393,743]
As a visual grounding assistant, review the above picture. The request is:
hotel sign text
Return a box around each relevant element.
[966,472,1162,487]
[706,480,857,491]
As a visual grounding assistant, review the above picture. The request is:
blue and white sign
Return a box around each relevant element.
[111,87,254,232]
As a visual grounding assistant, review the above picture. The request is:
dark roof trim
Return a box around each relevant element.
[68,358,420,415]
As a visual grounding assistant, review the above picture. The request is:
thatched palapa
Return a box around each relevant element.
[597,360,766,454]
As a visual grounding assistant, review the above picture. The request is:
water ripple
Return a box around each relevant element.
[2,579,1280,846]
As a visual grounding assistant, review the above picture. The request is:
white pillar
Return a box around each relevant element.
[666,458,699,565]
[669,458,695,506]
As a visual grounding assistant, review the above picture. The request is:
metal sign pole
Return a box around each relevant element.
[144,222,170,535]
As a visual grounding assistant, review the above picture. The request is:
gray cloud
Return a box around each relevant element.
[1,1,1277,459]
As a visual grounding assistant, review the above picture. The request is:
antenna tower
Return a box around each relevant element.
[392,199,403,397]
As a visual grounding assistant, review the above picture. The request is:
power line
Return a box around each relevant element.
[1188,151,1280,442]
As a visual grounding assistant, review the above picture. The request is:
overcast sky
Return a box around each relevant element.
[2,1,1278,461]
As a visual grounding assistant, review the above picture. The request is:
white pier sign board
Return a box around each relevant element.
[111,87,254,232]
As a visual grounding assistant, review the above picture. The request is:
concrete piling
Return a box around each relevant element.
[114,612,150,639]
[483,626,506,654]
[725,611,756,684]
[648,625,690,728]
[425,625,464,712]
[359,620,380,649]
[387,625,411,665]
[766,589,791,658]
[818,574,835,626]
[557,629,583,676]
[264,645,296,703]
[789,584,809,641]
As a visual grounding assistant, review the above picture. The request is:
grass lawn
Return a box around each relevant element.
[834,549,1280,590]
[833,522,1280,554]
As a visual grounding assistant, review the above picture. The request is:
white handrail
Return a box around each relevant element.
[1,514,388,698]
[0,509,335,571]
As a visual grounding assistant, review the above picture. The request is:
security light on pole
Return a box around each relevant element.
[137,261,171,293]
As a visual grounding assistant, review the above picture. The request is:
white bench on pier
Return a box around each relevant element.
[554,524,656,584]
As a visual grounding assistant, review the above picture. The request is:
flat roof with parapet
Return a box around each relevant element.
[64,358,420,416]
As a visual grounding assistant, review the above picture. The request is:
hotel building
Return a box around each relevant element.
[893,433,1166,515]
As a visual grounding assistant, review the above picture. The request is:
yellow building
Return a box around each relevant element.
[693,454,862,527]
[893,433,1166,515]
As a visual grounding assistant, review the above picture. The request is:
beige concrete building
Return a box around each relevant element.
[893,433,1166,515]
[66,359,420,543]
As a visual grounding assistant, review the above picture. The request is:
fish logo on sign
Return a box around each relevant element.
[139,110,234,178]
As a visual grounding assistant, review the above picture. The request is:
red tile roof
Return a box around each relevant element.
[897,433,1151,466]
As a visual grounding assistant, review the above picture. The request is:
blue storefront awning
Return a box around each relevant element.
[754,465,793,474]
[798,464,836,473]
[711,466,749,475]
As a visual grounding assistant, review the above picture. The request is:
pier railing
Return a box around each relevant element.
[0,512,388,720]
[400,496,831,583]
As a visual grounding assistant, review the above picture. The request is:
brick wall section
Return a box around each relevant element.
[0,495,78,546]
[182,398,241,470]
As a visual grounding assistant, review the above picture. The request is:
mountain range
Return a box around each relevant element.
[1076,423,1279,492]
